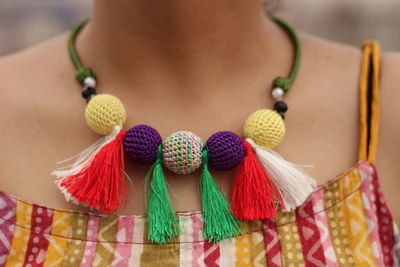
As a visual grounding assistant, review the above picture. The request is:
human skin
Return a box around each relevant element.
[0,0,399,224]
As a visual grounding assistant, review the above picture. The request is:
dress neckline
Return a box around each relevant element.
[0,159,380,244]
[0,160,374,219]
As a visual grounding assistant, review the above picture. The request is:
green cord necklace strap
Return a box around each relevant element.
[67,16,301,92]
[270,16,301,93]
[67,18,95,86]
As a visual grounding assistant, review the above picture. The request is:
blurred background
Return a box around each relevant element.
[0,0,399,56]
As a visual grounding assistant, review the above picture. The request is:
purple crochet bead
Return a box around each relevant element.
[123,125,162,164]
[206,131,244,171]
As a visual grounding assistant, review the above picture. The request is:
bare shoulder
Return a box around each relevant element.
[0,33,92,211]
[378,50,400,168]
[381,50,400,98]
[0,33,73,100]
[381,50,400,92]
[0,34,64,149]
[0,32,86,157]
[377,50,400,223]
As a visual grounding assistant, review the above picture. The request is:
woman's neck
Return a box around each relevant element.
[77,0,294,91]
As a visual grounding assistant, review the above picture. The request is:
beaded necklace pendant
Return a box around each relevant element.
[52,16,315,244]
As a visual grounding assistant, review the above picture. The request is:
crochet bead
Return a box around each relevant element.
[163,131,204,175]
[243,109,285,149]
[206,131,244,170]
[271,87,285,100]
[123,125,162,164]
[85,94,126,135]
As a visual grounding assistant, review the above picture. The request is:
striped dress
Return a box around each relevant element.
[0,41,399,266]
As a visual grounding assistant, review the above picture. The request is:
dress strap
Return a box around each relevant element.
[358,40,381,164]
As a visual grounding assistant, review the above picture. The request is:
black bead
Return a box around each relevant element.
[274,101,288,113]
[278,111,285,119]
[82,87,96,101]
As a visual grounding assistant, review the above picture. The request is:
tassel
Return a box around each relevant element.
[200,149,241,242]
[246,138,316,211]
[52,126,127,214]
[231,140,284,220]
[146,145,180,243]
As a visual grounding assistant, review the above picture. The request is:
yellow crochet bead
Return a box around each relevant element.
[85,94,126,135]
[243,109,285,149]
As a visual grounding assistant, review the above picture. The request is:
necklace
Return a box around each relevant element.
[52,16,315,244]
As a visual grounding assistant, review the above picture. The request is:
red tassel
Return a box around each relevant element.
[56,130,127,214]
[231,140,284,220]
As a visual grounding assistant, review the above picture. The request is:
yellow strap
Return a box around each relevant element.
[358,40,381,164]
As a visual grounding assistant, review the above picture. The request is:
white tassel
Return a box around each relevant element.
[246,138,316,211]
[51,126,122,203]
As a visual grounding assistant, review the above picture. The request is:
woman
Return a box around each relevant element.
[0,1,399,266]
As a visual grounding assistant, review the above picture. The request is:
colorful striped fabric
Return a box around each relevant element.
[0,160,399,266]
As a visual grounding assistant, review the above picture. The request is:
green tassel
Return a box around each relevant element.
[201,149,242,242]
[146,145,180,243]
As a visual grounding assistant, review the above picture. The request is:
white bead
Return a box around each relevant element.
[271,87,285,100]
[84,77,97,88]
